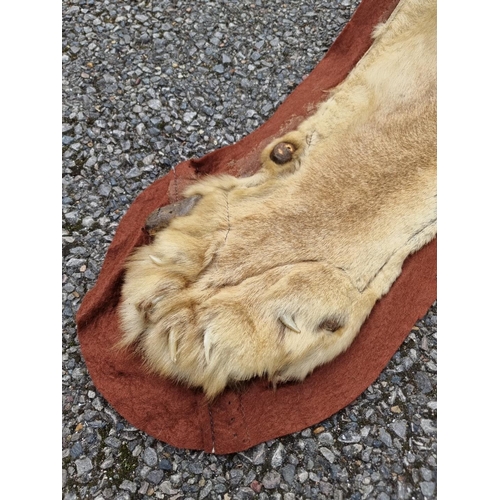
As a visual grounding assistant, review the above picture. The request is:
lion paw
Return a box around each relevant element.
[119,177,374,399]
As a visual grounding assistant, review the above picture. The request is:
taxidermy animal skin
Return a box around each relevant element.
[119,0,437,400]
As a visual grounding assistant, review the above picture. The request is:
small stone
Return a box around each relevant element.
[271,443,285,467]
[319,447,335,463]
[415,371,433,394]
[66,258,85,267]
[143,153,156,165]
[85,156,97,167]
[214,483,227,493]
[234,487,255,500]
[189,462,203,474]
[319,482,334,496]
[82,216,94,228]
[420,467,433,481]
[147,99,162,111]
[159,481,179,495]
[70,442,83,458]
[159,458,172,471]
[75,457,93,475]
[280,463,295,484]
[183,111,197,123]
[120,480,137,493]
[420,419,437,434]
[298,471,308,483]
[262,470,281,489]
[338,432,360,444]
[229,468,244,485]
[378,428,393,447]
[104,436,121,448]
[100,457,114,469]
[98,184,111,196]
[313,426,325,434]
[146,469,164,484]
[252,443,266,465]
[143,447,158,466]
[420,481,436,496]
[125,166,141,178]
[342,444,363,457]
[318,432,334,445]
[309,472,320,482]
[250,480,262,493]
[390,420,407,439]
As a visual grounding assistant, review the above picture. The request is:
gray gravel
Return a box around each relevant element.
[62,0,437,498]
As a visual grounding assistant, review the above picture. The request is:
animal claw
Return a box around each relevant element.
[149,254,163,266]
[279,313,301,333]
[168,327,178,363]
[204,329,213,365]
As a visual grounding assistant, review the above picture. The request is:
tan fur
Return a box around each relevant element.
[118,0,437,400]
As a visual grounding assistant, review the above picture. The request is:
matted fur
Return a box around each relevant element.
[119,0,436,400]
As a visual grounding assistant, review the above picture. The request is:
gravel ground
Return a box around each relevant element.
[62,1,437,499]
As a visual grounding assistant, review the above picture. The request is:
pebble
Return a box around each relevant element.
[271,443,285,467]
[318,432,334,445]
[119,480,137,493]
[146,469,164,484]
[143,447,157,466]
[262,470,281,489]
[70,442,83,458]
[378,429,393,447]
[420,419,437,434]
[147,99,162,111]
[390,420,407,439]
[415,371,434,394]
[75,457,93,475]
[252,443,266,465]
[319,447,336,464]
[420,481,436,496]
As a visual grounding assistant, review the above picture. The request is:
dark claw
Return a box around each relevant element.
[319,317,343,333]
[145,195,201,235]
[270,142,296,164]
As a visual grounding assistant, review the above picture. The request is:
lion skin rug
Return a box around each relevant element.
[76,0,436,454]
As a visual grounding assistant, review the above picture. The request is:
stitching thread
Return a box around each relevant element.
[238,393,251,444]
[208,403,216,453]
[172,165,178,202]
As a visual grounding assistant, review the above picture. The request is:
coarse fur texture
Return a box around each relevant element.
[118,0,437,400]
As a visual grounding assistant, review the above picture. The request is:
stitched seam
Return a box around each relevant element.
[238,393,251,445]
[172,165,179,202]
[208,403,216,453]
